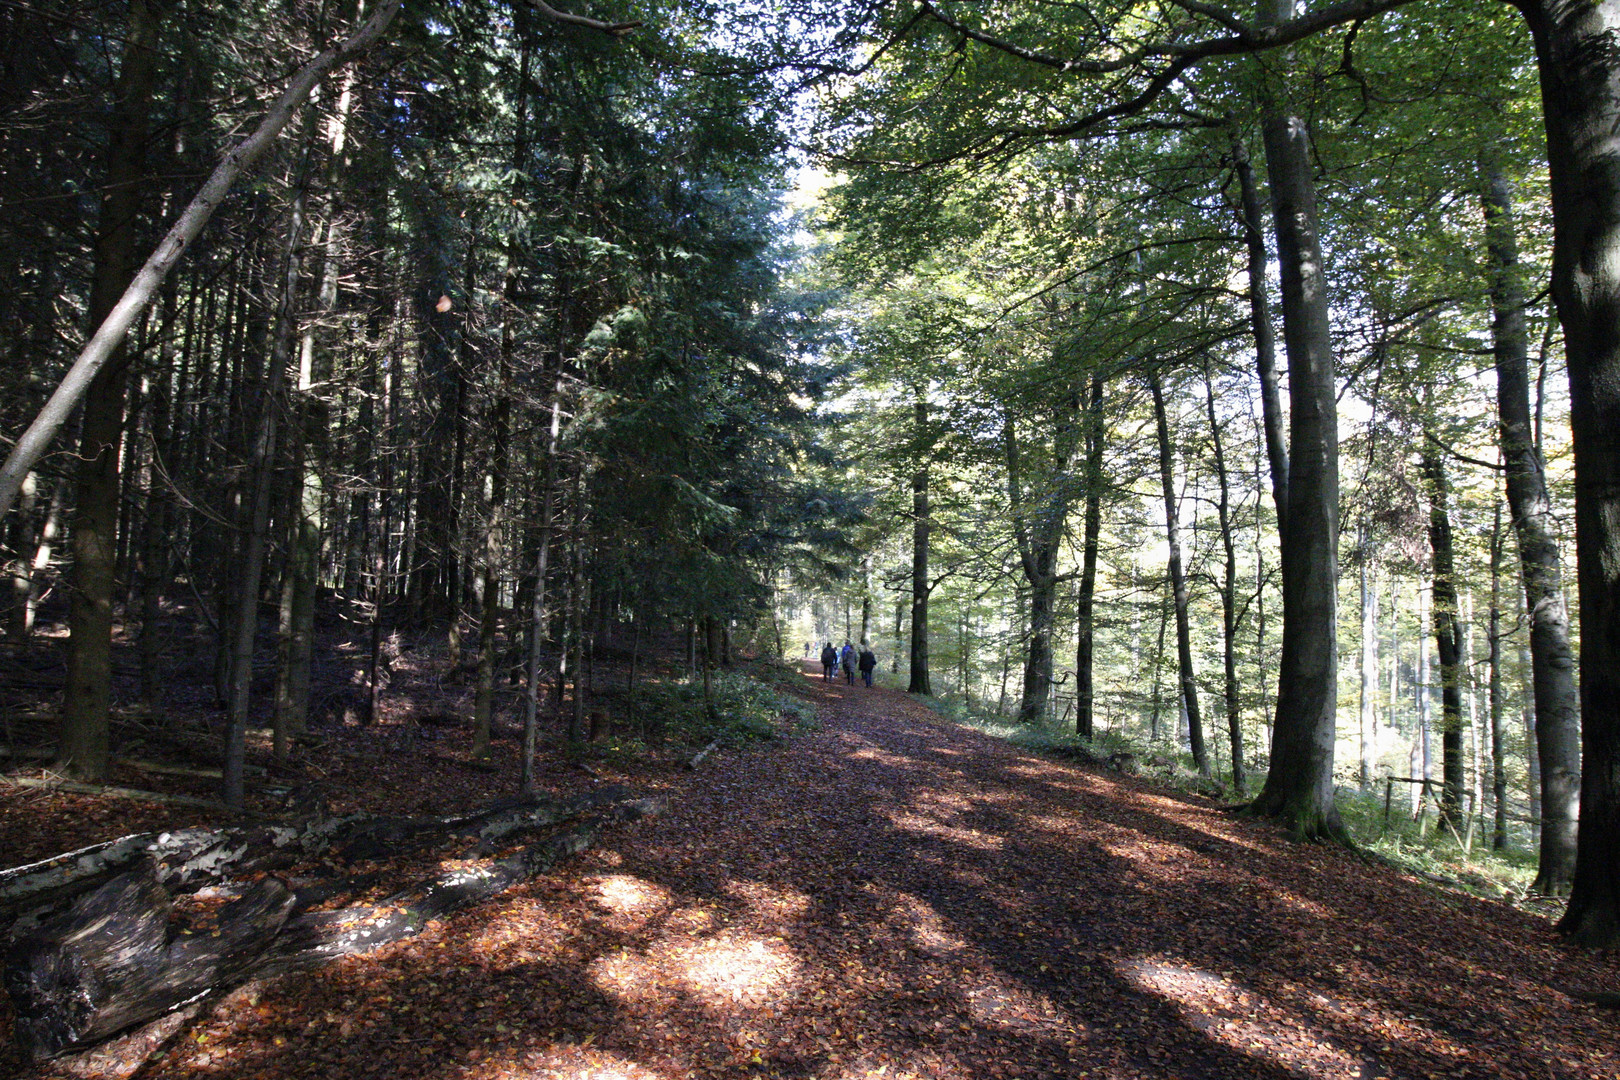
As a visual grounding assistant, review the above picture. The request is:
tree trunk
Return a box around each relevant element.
[1205,369,1244,792]
[1420,436,1465,834]
[1076,375,1104,739]
[522,389,560,793]
[1480,161,1580,895]
[1357,521,1378,791]
[908,397,933,695]
[58,0,167,781]
[1150,373,1208,776]
[1004,394,1081,725]
[1243,35,1344,840]
[1522,0,1620,941]
[225,156,311,810]
[1489,501,1508,851]
[1232,133,1289,532]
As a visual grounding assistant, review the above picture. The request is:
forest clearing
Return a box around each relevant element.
[4,656,1618,1080]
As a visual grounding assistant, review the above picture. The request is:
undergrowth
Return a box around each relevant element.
[590,666,818,761]
[920,690,1545,909]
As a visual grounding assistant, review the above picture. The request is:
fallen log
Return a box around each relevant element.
[0,776,227,810]
[688,738,722,769]
[0,786,638,926]
[5,873,296,1059]
[4,788,664,1060]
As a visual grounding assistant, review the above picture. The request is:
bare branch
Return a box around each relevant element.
[522,0,642,35]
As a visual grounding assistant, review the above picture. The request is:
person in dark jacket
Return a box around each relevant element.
[820,642,837,680]
[857,643,877,687]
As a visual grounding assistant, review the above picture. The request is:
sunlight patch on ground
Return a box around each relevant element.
[725,878,812,919]
[1118,957,1367,1077]
[884,809,1006,851]
[588,933,800,1010]
[847,745,919,768]
[875,888,970,956]
[466,898,571,961]
[964,977,1071,1035]
[1003,760,1077,783]
[481,1044,664,1079]
[589,874,674,922]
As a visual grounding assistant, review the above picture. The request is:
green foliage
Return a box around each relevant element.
[625,668,817,748]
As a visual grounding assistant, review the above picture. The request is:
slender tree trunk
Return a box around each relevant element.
[1357,522,1378,791]
[522,387,560,793]
[1150,374,1208,776]
[225,154,311,810]
[908,397,932,695]
[6,472,41,638]
[1489,501,1508,851]
[1076,375,1104,739]
[1420,437,1465,834]
[1232,134,1289,532]
[1416,579,1431,819]
[1205,369,1244,792]
[1480,162,1580,895]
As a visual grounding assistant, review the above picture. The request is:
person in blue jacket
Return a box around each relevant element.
[839,641,856,685]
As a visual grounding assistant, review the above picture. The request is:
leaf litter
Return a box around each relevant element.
[4,660,1619,1079]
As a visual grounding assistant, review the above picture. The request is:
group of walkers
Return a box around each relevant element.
[816,639,877,687]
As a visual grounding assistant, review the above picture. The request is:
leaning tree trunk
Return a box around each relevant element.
[1480,162,1580,896]
[1243,24,1345,841]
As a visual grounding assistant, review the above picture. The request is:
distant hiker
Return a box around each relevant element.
[820,642,837,680]
[840,641,856,685]
[857,643,877,687]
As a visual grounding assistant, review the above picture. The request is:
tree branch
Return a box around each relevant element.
[0,0,405,524]
[521,0,641,35]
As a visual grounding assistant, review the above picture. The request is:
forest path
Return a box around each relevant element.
[125,662,1618,1080]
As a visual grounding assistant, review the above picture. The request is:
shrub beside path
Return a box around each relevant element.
[26,662,1620,1079]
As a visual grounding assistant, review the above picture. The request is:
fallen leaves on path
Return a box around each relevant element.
[8,663,1620,1079]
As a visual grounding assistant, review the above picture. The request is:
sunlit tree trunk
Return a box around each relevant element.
[1480,162,1579,895]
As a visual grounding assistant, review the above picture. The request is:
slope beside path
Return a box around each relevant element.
[21,663,1620,1079]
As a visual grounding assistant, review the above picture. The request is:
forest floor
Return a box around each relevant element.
[6,656,1620,1080]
